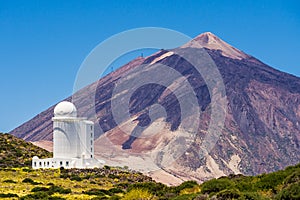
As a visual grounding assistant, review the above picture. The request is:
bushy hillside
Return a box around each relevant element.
[199,163,300,199]
[0,133,299,199]
[0,133,52,168]
[0,162,299,199]
[0,167,155,200]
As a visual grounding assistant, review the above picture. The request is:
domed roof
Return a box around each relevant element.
[32,156,39,160]
[54,101,77,117]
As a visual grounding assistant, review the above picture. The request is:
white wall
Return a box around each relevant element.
[53,119,81,158]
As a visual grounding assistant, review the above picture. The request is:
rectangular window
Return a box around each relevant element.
[91,155,93,158]
[47,162,49,167]
[91,140,93,145]
[91,147,93,152]
[34,162,36,167]
[66,161,69,167]
[39,162,42,167]
[91,132,93,137]
[60,161,63,166]
[91,126,93,130]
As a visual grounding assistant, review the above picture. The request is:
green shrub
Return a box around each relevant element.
[20,191,49,200]
[256,172,287,190]
[22,168,34,172]
[30,185,71,195]
[49,185,72,194]
[90,196,109,200]
[83,188,108,196]
[31,186,49,192]
[275,183,300,200]
[22,178,41,185]
[22,178,35,183]
[216,188,241,199]
[234,179,255,192]
[108,187,124,194]
[241,192,269,200]
[59,188,71,194]
[0,193,19,198]
[3,179,17,183]
[104,165,111,170]
[108,174,119,179]
[200,178,234,194]
[284,170,300,185]
[70,175,82,181]
[49,196,66,200]
[174,180,198,194]
[171,193,198,200]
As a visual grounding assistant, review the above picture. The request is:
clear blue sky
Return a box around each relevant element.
[0,0,299,133]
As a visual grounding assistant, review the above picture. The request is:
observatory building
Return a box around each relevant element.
[32,101,104,169]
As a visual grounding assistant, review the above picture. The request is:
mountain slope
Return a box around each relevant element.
[10,32,300,184]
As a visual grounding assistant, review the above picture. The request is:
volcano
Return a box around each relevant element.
[10,32,300,185]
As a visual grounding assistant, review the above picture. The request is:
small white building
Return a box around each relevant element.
[32,101,104,169]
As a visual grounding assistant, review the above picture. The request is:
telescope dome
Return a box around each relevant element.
[54,101,77,117]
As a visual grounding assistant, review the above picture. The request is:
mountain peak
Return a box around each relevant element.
[181,32,248,60]
[194,32,219,43]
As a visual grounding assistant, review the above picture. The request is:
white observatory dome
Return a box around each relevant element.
[54,101,77,117]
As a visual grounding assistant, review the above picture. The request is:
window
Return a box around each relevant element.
[91,132,93,137]
[91,147,93,152]
[47,162,49,167]
[34,162,36,167]
[39,162,42,167]
[60,161,63,166]
[91,140,93,145]
[66,161,69,167]
[91,155,93,158]
[90,126,93,130]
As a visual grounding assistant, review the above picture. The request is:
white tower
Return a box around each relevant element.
[32,101,104,169]
[53,101,94,159]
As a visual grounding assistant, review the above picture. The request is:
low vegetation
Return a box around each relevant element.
[0,133,52,168]
[0,133,299,199]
